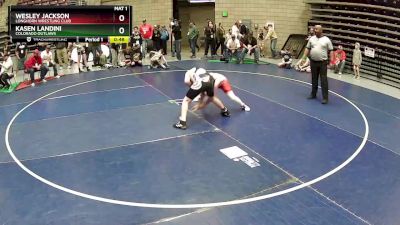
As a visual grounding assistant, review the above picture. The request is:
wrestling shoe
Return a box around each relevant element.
[173,120,187,130]
[241,104,251,112]
[221,107,230,117]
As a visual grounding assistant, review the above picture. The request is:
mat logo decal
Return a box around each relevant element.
[220,146,260,168]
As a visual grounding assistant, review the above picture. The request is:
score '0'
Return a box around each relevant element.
[119,15,124,21]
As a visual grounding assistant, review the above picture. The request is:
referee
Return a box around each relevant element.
[303,25,333,104]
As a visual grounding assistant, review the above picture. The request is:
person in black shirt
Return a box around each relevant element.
[239,20,248,36]
[240,32,260,64]
[122,45,138,67]
[152,25,162,51]
[131,43,143,66]
[215,23,225,55]
[172,20,182,60]
[130,26,142,47]
[15,42,28,70]
[204,20,216,58]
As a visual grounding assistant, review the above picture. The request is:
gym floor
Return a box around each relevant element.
[0,60,399,225]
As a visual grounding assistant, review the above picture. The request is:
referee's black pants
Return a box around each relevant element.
[310,59,329,100]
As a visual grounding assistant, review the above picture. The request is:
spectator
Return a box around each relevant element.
[122,45,133,66]
[15,42,28,71]
[224,34,241,63]
[231,21,240,38]
[169,18,176,57]
[265,24,278,58]
[172,20,182,60]
[131,26,142,47]
[55,41,69,69]
[152,25,162,51]
[278,48,292,69]
[130,26,142,46]
[204,20,216,58]
[303,25,334,104]
[193,22,200,52]
[257,29,266,57]
[352,42,362,79]
[306,27,315,41]
[89,42,102,66]
[67,42,74,69]
[215,23,226,55]
[132,43,143,66]
[160,25,169,55]
[239,20,248,36]
[294,56,311,72]
[36,42,48,52]
[241,32,260,64]
[139,19,154,58]
[0,53,14,89]
[74,43,89,72]
[110,43,119,67]
[25,49,48,87]
[188,22,199,58]
[224,29,232,46]
[332,45,346,75]
[41,45,61,79]
[2,37,12,56]
[122,45,142,67]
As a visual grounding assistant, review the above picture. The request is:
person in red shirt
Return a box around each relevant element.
[332,45,346,75]
[139,19,154,58]
[24,49,48,87]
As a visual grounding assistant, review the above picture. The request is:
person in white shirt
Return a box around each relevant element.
[224,34,241,63]
[41,45,61,79]
[0,54,14,88]
[231,21,240,39]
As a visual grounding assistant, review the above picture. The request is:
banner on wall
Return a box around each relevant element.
[364,46,375,58]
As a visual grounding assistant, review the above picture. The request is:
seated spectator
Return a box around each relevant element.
[332,45,346,75]
[223,34,241,63]
[132,43,143,66]
[122,45,133,66]
[278,48,292,69]
[122,44,142,67]
[0,53,14,89]
[294,56,311,72]
[240,31,260,64]
[24,49,48,87]
[149,49,169,69]
[41,45,61,79]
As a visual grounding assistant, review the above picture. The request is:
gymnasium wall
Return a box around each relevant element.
[215,0,311,51]
[101,0,173,29]
[0,0,18,32]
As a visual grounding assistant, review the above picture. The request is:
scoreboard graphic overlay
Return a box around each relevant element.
[8,5,132,43]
